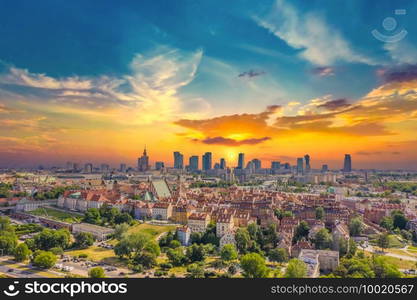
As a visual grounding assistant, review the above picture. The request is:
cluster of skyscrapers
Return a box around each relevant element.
[67,149,353,174]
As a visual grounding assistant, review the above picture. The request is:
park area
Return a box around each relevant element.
[28,207,83,223]
[64,223,176,266]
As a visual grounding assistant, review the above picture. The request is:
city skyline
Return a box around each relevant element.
[1,0,417,170]
[38,150,356,172]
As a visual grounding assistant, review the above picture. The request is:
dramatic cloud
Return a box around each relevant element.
[175,75,417,145]
[317,99,351,111]
[254,0,375,66]
[379,64,417,83]
[0,46,203,126]
[195,136,271,146]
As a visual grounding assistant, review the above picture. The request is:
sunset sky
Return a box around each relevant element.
[1,0,417,170]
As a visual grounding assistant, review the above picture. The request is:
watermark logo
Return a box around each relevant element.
[372,9,407,43]
[3,281,20,297]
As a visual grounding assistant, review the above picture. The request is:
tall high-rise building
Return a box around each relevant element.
[271,161,281,169]
[304,154,311,173]
[66,161,74,170]
[101,163,109,173]
[189,156,199,171]
[220,158,226,169]
[252,159,261,170]
[138,147,150,172]
[321,164,329,173]
[284,163,290,169]
[120,163,126,172]
[173,152,184,169]
[84,163,93,173]
[296,157,304,174]
[237,153,245,169]
[343,154,352,172]
[202,152,212,171]
[155,161,165,170]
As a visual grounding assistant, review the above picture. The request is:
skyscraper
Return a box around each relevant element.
[252,159,261,170]
[138,147,150,172]
[101,163,109,173]
[220,158,226,169]
[84,163,93,173]
[343,154,352,172]
[304,154,311,173]
[120,163,126,172]
[155,161,165,170]
[202,152,212,171]
[237,153,245,169]
[189,155,199,171]
[271,161,281,169]
[173,152,184,169]
[296,157,304,174]
[321,164,328,173]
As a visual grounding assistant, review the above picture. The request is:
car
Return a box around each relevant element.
[7,268,14,272]
[119,272,125,276]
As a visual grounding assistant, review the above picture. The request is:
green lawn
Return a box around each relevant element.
[28,207,82,224]
[370,234,405,248]
[382,256,417,270]
[127,223,176,239]
[65,246,113,260]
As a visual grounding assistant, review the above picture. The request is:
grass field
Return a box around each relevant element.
[127,223,176,239]
[382,256,417,270]
[28,207,82,224]
[65,223,176,266]
[370,234,405,248]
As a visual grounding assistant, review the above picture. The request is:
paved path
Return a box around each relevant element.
[365,245,417,262]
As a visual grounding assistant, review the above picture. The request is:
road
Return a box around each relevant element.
[0,258,43,278]
[365,245,417,262]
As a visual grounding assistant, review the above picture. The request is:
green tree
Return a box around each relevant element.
[377,233,390,252]
[14,243,31,262]
[220,244,238,262]
[83,208,102,225]
[391,210,408,230]
[32,251,57,269]
[235,228,251,254]
[314,228,332,250]
[0,231,18,254]
[166,247,187,266]
[293,221,310,242]
[74,232,95,249]
[339,238,348,257]
[334,257,375,278]
[380,216,394,231]
[186,263,205,278]
[186,244,206,263]
[0,216,13,231]
[114,223,130,240]
[349,217,364,236]
[284,258,307,278]
[168,240,181,249]
[240,253,269,278]
[268,248,289,263]
[33,228,71,250]
[89,267,106,278]
[114,213,133,225]
[372,256,402,278]
[315,207,325,220]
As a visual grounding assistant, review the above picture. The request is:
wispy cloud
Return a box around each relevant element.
[254,0,375,66]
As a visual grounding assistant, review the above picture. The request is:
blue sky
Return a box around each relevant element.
[1,0,417,168]
[1,0,416,107]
